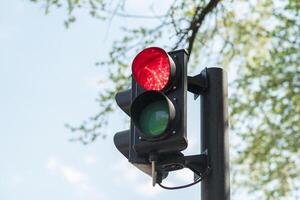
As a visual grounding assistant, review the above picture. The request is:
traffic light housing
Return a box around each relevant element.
[130,48,188,161]
[113,47,216,187]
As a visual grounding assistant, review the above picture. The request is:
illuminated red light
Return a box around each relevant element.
[132,47,174,91]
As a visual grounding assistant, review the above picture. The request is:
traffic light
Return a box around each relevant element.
[130,47,188,159]
[113,47,225,190]
[114,47,188,182]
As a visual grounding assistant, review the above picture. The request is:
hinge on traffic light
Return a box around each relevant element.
[188,67,208,96]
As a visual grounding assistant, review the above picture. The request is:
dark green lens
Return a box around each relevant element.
[139,100,169,137]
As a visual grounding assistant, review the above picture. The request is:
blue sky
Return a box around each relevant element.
[0,1,204,200]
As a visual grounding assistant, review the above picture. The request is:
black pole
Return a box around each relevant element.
[200,67,230,200]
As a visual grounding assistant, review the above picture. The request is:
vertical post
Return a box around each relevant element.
[200,67,230,200]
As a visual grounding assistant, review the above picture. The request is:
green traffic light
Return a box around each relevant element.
[139,100,169,137]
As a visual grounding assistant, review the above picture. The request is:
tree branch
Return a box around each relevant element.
[186,0,221,60]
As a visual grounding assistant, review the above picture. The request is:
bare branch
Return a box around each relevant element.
[186,0,221,60]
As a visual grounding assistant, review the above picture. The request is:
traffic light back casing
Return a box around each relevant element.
[129,49,188,162]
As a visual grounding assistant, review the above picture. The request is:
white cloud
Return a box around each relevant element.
[112,159,139,184]
[83,155,98,166]
[8,175,24,186]
[60,165,87,185]
[46,157,88,186]
[45,157,106,200]
[112,159,164,197]
[46,157,59,170]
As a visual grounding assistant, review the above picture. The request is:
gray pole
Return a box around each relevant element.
[200,67,230,200]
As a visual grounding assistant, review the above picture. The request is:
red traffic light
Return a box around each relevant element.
[132,47,175,91]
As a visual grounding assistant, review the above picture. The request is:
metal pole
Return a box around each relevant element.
[200,67,230,200]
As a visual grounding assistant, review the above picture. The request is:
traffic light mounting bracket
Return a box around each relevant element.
[187,67,208,95]
[155,151,209,178]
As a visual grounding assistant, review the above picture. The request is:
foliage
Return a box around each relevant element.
[30,0,300,199]
[227,1,300,198]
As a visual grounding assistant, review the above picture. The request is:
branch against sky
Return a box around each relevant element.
[30,0,300,199]
[31,0,223,143]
